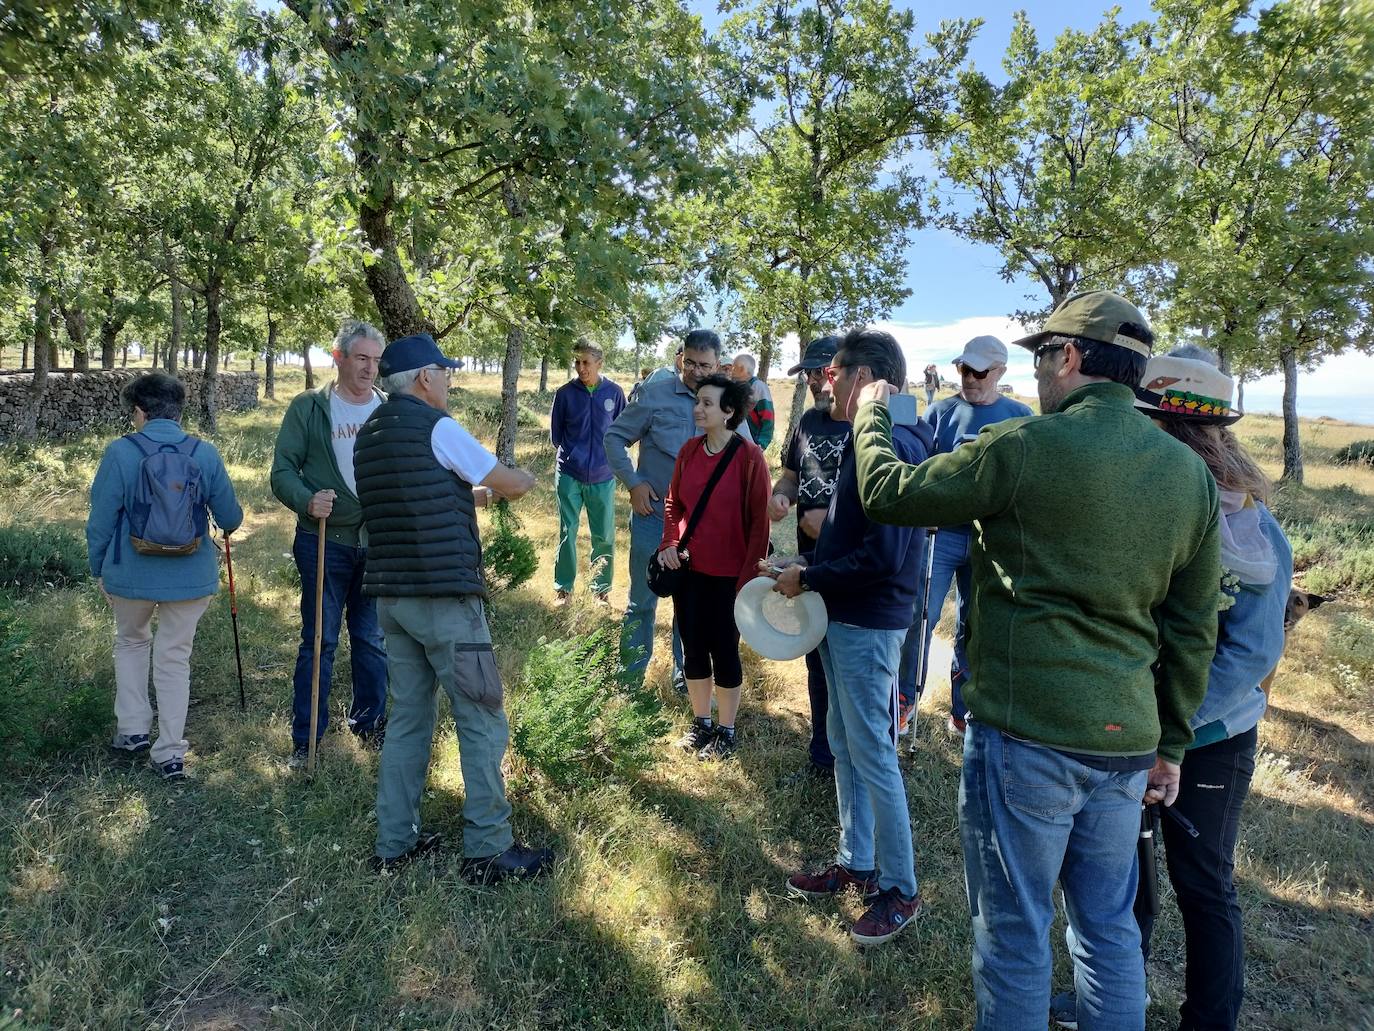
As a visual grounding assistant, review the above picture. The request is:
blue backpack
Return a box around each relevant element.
[121,432,207,558]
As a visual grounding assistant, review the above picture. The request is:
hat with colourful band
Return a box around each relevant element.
[1134,354,1242,425]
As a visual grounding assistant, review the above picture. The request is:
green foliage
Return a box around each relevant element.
[1333,440,1374,468]
[0,600,111,768]
[508,629,668,790]
[0,524,88,593]
[484,500,537,594]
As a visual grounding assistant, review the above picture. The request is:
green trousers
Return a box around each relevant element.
[554,472,616,594]
[374,595,513,860]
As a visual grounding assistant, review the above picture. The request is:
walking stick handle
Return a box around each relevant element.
[308,515,327,776]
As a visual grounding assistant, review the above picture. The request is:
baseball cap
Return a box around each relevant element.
[787,335,841,375]
[1012,290,1155,358]
[379,333,464,377]
[950,335,1008,372]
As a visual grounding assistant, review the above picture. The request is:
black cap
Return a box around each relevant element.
[787,335,841,376]
[378,333,464,377]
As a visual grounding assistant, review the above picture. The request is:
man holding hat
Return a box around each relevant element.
[850,291,1220,1028]
[896,335,1031,736]
[769,335,846,780]
[271,318,389,767]
[353,333,553,882]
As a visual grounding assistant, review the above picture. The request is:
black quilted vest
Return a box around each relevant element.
[354,393,485,598]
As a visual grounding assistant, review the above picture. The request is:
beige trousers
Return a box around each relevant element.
[111,594,213,765]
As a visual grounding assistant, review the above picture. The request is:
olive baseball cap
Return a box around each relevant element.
[1012,290,1155,358]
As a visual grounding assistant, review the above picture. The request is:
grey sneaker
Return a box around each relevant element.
[111,733,151,754]
[151,758,187,781]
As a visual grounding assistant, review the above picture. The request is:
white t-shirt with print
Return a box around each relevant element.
[431,417,499,485]
[330,389,382,495]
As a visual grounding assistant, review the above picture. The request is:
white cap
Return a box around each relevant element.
[951,335,1008,372]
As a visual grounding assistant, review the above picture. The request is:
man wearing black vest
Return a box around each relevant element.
[353,333,553,881]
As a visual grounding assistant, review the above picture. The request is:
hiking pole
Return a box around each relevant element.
[1134,804,1162,923]
[223,531,246,711]
[307,515,326,777]
[909,528,938,752]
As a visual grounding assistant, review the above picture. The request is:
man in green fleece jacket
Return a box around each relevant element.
[852,292,1220,1031]
[270,319,390,768]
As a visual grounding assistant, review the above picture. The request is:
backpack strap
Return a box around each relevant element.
[679,435,743,553]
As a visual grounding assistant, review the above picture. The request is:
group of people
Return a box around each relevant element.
[84,289,1290,1030]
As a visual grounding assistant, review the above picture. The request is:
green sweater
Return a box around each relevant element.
[853,382,1220,763]
[270,385,382,548]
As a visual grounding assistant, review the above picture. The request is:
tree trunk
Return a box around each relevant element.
[61,303,90,371]
[121,343,128,367]
[758,328,775,382]
[197,276,223,433]
[498,327,523,466]
[1280,346,1303,484]
[264,314,277,399]
[538,354,548,392]
[21,235,57,438]
[1236,377,1245,414]
[167,276,182,373]
[151,337,159,369]
[22,339,29,368]
[99,317,123,370]
[357,146,432,339]
[303,343,314,389]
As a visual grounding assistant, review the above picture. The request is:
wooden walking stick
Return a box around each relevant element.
[307,515,327,776]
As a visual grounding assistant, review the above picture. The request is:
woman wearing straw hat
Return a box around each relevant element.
[656,374,771,760]
[1052,345,1292,1031]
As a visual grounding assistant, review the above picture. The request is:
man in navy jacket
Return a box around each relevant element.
[767,327,932,948]
[550,342,625,606]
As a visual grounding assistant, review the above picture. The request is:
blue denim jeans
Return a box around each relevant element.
[817,622,917,897]
[898,528,971,715]
[291,528,388,748]
[620,502,683,683]
[960,720,1148,1031]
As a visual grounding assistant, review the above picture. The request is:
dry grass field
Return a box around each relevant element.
[0,368,1369,1029]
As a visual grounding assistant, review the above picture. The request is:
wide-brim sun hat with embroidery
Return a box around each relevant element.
[1134,354,1243,425]
[735,575,828,661]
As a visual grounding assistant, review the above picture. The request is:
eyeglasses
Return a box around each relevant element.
[957,364,992,380]
[1032,343,1066,370]
[682,358,715,373]
[824,364,849,384]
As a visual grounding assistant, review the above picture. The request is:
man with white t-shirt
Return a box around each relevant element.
[353,333,554,882]
[270,319,390,768]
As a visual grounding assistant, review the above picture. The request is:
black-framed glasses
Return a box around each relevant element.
[1032,343,1066,370]
[682,357,715,373]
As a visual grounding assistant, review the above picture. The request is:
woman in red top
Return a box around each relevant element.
[658,374,771,759]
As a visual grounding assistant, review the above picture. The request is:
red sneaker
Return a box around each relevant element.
[786,863,879,900]
[946,714,967,737]
[850,887,922,945]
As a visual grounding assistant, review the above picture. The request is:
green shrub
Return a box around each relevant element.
[1332,440,1374,467]
[509,629,668,790]
[0,601,112,767]
[485,500,537,593]
[0,524,88,593]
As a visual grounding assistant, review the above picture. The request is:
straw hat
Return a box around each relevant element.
[1134,354,1242,425]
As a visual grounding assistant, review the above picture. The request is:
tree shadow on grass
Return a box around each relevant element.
[1261,705,1374,813]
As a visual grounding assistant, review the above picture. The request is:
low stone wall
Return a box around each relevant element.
[0,369,259,440]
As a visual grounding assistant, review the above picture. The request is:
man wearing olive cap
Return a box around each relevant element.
[849,292,1220,1030]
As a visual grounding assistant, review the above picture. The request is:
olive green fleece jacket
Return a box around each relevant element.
[854,382,1220,763]
[270,384,383,548]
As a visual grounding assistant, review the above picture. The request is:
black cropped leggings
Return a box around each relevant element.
[674,570,743,689]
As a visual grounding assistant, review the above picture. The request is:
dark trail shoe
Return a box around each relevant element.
[786,863,879,900]
[370,832,444,874]
[697,726,736,761]
[850,888,922,945]
[460,842,554,885]
[676,718,715,752]
[287,746,310,770]
[151,758,187,782]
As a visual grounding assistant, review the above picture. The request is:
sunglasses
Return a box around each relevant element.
[957,364,993,380]
[1032,343,1066,370]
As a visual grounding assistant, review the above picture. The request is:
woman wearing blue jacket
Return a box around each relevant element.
[1053,347,1291,1031]
[86,373,243,780]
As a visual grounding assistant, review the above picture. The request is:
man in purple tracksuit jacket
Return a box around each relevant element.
[550,341,626,605]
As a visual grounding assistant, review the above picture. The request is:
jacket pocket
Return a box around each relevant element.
[451,643,504,711]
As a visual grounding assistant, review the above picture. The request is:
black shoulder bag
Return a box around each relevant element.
[647,435,743,598]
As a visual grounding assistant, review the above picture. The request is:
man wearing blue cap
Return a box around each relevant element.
[353,333,554,882]
[271,319,390,768]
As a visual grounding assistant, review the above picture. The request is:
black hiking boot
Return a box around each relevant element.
[460,842,555,885]
[369,832,443,874]
[675,717,715,752]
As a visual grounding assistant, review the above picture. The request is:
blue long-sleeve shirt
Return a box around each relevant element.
[86,418,243,601]
[1190,503,1292,746]
[802,420,933,630]
[550,376,625,483]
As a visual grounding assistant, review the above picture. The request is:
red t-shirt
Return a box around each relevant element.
[660,436,771,591]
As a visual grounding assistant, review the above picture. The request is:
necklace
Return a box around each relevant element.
[704,436,728,456]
